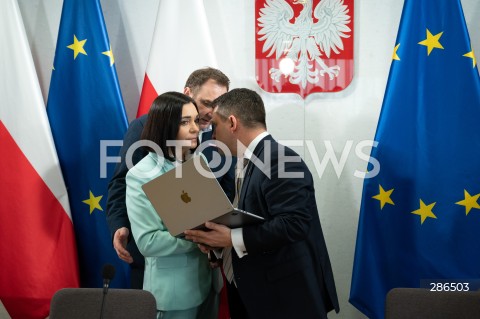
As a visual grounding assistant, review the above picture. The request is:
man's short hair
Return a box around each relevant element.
[184,67,230,96]
[213,88,266,129]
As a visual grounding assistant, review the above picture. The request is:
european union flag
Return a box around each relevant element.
[47,0,129,288]
[350,0,480,318]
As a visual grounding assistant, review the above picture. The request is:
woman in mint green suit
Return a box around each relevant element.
[126,92,212,319]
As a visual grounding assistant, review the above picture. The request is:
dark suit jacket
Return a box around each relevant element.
[106,114,235,272]
[233,135,339,319]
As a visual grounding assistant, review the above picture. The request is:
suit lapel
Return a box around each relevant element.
[201,130,213,142]
[238,135,274,209]
[198,130,213,162]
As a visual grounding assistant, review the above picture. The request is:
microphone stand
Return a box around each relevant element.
[100,280,109,319]
[100,264,115,319]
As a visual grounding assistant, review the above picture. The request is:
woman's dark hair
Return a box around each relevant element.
[141,92,198,161]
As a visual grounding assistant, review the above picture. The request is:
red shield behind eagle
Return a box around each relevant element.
[255,0,354,98]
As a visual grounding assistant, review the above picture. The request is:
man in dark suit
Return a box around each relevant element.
[106,67,235,290]
[185,88,340,319]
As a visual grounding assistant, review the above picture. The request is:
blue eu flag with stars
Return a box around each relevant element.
[350,0,480,318]
[47,0,129,288]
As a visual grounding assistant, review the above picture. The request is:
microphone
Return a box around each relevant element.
[100,264,115,319]
[102,264,115,294]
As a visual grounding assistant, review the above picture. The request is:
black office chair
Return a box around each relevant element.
[50,288,157,319]
[385,287,480,319]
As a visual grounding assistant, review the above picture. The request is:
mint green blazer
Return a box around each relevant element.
[126,153,211,311]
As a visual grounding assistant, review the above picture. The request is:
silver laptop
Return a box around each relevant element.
[141,155,264,237]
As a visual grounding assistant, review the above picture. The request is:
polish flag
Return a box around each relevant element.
[136,0,218,117]
[0,1,80,318]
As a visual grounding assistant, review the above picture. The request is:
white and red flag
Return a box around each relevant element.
[0,1,79,318]
[136,0,218,117]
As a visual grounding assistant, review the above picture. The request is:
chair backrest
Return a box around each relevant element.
[385,287,480,319]
[50,288,157,319]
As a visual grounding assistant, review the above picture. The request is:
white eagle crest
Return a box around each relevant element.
[257,0,351,88]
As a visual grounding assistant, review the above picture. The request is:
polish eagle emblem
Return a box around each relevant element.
[256,0,353,96]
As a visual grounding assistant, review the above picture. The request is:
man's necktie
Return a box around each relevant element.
[223,158,249,283]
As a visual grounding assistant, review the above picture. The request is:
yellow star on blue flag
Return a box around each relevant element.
[463,50,476,67]
[418,29,444,55]
[456,190,480,215]
[82,190,103,214]
[411,199,437,224]
[372,185,395,209]
[67,35,87,59]
[102,45,115,66]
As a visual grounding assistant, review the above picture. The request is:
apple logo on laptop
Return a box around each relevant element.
[181,191,191,203]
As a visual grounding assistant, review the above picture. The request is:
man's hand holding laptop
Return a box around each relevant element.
[185,221,232,249]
